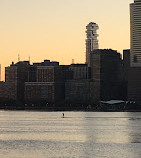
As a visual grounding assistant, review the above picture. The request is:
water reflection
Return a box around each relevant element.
[0,111,141,158]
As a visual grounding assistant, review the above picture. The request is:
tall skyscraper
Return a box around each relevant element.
[130,0,141,67]
[128,0,141,102]
[86,22,99,66]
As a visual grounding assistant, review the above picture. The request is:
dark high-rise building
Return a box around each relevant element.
[90,49,124,101]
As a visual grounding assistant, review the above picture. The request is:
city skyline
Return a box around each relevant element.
[0,0,132,80]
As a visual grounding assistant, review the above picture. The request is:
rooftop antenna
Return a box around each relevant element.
[18,54,20,62]
[72,59,74,64]
[29,56,30,64]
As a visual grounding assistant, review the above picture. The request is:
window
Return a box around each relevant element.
[134,55,138,62]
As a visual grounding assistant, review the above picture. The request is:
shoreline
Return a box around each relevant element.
[0,107,141,112]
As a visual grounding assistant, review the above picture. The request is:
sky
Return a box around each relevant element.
[0,0,133,80]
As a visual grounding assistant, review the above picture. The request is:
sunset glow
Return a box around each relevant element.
[0,0,132,80]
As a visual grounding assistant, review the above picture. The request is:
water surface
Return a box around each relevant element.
[0,111,141,158]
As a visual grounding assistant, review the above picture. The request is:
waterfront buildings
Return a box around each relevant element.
[25,61,71,104]
[86,22,99,66]
[0,15,135,106]
[25,65,69,104]
[0,49,127,106]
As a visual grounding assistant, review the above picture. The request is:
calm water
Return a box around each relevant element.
[0,111,141,158]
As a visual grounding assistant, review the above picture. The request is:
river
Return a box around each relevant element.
[0,111,141,158]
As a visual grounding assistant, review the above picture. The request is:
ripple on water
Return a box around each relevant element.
[0,111,141,158]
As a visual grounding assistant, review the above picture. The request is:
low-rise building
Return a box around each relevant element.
[25,82,64,103]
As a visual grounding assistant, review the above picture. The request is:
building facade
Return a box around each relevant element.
[25,82,64,104]
[69,64,91,80]
[5,61,30,101]
[25,63,72,104]
[130,0,141,66]
[123,49,130,82]
[86,22,99,66]
[128,67,141,102]
[90,49,124,101]
[128,1,141,102]
[65,80,99,105]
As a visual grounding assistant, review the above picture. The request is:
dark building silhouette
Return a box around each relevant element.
[5,61,30,101]
[25,82,64,104]
[123,49,130,100]
[69,64,91,80]
[25,61,72,104]
[65,64,97,104]
[0,51,128,107]
[33,60,59,67]
[128,67,141,103]
[65,80,99,105]
[90,49,124,101]
[123,49,130,82]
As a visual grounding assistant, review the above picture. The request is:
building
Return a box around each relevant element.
[90,49,124,101]
[65,64,96,105]
[123,49,130,82]
[69,64,91,80]
[128,1,141,103]
[123,49,130,100]
[0,81,17,101]
[25,63,72,104]
[128,67,141,103]
[0,82,7,100]
[65,80,99,105]
[86,22,99,66]
[0,59,73,105]
[33,60,59,67]
[25,82,64,104]
[5,61,30,101]
[130,0,141,67]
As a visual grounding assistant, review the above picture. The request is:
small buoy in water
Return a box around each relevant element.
[62,113,64,118]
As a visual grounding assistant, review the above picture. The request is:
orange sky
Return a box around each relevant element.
[0,0,132,80]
